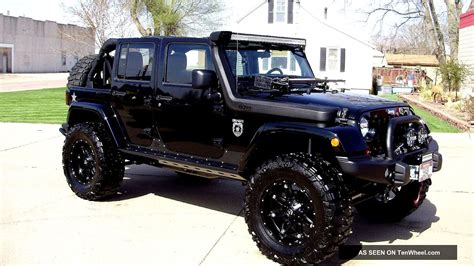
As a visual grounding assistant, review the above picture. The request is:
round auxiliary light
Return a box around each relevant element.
[418,126,428,144]
[406,128,417,147]
[360,117,369,137]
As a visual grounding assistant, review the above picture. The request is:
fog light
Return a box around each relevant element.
[418,126,428,144]
[406,128,417,147]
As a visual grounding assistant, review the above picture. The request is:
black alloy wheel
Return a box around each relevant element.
[259,179,316,247]
[68,139,97,184]
[245,153,353,265]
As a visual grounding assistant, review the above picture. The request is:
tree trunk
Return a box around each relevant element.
[422,0,447,65]
[444,0,462,62]
[130,0,148,36]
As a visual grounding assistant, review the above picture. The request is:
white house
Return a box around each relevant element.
[226,0,376,94]
[459,5,474,92]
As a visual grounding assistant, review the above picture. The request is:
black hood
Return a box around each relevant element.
[264,92,409,118]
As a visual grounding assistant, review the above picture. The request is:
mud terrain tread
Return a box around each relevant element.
[244,153,353,265]
[62,122,124,200]
[67,55,98,87]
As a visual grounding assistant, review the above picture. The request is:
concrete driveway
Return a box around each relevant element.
[0,123,473,265]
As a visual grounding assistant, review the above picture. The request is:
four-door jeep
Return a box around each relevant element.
[61,31,443,264]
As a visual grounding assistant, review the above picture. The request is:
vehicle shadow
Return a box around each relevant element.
[322,199,440,265]
[107,164,246,216]
[110,165,440,265]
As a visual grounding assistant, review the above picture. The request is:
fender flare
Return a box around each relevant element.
[65,102,126,148]
[239,121,368,173]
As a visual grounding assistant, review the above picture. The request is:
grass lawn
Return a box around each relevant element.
[0,88,463,132]
[0,88,68,124]
[380,94,461,133]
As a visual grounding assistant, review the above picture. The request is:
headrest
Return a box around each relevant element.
[126,51,144,78]
[168,52,187,71]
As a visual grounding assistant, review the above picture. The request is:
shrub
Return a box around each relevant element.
[439,60,470,101]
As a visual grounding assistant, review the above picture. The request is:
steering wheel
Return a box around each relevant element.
[266,67,284,75]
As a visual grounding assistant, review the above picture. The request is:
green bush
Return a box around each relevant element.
[439,60,470,101]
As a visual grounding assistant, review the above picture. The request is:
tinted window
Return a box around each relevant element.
[117,43,154,81]
[166,44,213,84]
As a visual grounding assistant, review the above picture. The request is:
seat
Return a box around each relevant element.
[167,53,191,84]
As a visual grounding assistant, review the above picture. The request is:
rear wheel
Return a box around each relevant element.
[244,153,353,264]
[355,179,431,222]
[62,122,124,200]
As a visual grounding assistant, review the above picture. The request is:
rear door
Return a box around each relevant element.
[111,41,156,147]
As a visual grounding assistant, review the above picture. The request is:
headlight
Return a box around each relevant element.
[360,117,369,137]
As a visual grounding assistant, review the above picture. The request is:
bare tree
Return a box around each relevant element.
[64,0,133,48]
[365,0,466,64]
[128,0,224,36]
[373,23,437,54]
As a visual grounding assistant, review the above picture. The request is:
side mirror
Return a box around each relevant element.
[192,69,217,90]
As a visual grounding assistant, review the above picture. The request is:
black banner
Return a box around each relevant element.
[339,245,457,260]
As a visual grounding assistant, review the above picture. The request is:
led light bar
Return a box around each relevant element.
[230,33,306,46]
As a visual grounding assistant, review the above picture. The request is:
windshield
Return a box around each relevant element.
[223,40,320,95]
[224,43,314,78]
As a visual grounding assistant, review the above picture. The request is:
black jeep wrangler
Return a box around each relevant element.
[61,31,442,264]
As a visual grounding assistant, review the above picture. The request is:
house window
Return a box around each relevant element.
[275,0,287,23]
[327,48,339,71]
[320,47,346,72]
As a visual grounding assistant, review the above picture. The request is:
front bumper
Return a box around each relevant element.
[336,138,442,185]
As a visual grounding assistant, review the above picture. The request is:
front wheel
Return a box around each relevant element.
[355,179,431,222]
[244,154,353,265]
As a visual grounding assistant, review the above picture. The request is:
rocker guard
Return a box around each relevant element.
[336,138,442,185]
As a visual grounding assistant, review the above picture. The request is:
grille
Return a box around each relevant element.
[391,120,428,157]
[363,108,428,158]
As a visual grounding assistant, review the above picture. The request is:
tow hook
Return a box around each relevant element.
[380,186,398,203]
[414,179,431,206]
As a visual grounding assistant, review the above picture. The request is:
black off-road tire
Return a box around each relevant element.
[245,153,353,265]
[67,55,98,87]
[62,122,124,200]
[356,179,431,222]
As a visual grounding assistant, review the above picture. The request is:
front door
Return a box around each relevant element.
[155,42,226,159]
[111,42,156,147]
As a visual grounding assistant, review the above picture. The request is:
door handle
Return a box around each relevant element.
[156,95,173,102]
[112,91,126,97]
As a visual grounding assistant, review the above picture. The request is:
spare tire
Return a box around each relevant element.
[67,55,99,87]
